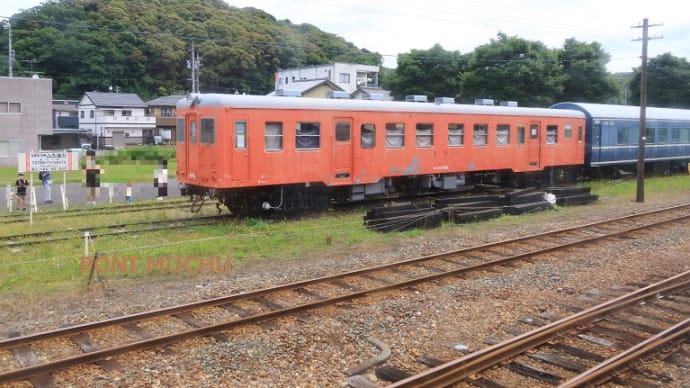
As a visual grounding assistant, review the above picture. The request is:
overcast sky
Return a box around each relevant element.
[2,0,686,73]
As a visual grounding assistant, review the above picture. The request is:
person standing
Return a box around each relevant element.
[38,170,53,203]
[154,160,168,200]
[15,172,28,210]
[84,150,102,205]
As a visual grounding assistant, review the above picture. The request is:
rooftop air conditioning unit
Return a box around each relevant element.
[405,95,427,103]
[275,89,302,97]
[365,93,385,101]
[434,97,455,105]
[327,91,351,99]
[500,101,518,107]
[474,99,494,106]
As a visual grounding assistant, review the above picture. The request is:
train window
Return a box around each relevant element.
[235,121,247,149]
[671,128,681,143]
[546,125,558,144]
[681,129,690,143]
[657,128,668,143]
[645,128,655,144]
[496,124,510,145]
[617,127,632,145]
[416,123,433,147]
[564,124,573,139]
[335,122,351,142]
[385,123,404,148]
[517,126,526,144]
[190,121,197,144]
[265,122,283,151]
[296,122,320,149]
[530,124,539,139]
[361,124,375,149]
[473,124,488,146]
[201,118,215,144]
[176,118,185,143]
[448,123,464,146]
[578,125,583,142]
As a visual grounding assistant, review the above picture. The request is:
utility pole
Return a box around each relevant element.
[632,18,662,203]
[187,41,201,93]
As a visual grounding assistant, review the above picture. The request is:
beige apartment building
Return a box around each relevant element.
[0,76,52,166]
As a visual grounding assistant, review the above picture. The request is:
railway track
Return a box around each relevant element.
[0,199,211,225]
[0,203,688,385]
[0,213,229,249]
[389,272,690,387]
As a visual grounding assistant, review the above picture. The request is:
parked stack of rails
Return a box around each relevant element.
[503,188,552,215]
[545,186,598,206]
[364,186,597,231]
[364,203,442,232]
[434,194,506,224]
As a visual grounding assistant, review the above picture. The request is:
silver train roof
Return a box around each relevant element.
[178,94,585,119]
[551,102,690,121]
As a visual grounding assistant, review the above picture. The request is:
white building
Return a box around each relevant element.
[78,91,155,148]
[274,62,380,94]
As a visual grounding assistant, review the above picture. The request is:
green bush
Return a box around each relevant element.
[101,146,176,164]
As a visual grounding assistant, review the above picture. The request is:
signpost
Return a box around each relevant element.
[16,152,80,222]
[18,151,79,173]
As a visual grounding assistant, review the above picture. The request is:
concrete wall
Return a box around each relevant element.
[0,77,53,166]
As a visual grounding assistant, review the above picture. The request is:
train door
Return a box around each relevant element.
[590,121,602,165]
[175,118,185,179]
[184,113,198,182]
[232,117,249,181]
[333,118,353,180]
[528,122,540,168]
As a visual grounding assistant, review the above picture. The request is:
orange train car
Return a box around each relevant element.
[176,94,585,214]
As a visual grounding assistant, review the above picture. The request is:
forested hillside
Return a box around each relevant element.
[0,0,381,99]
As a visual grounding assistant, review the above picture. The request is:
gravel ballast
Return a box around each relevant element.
[1,190,689,387]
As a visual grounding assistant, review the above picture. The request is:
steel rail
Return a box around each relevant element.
[0,214,229,248]
[558,317,690,387]
[0,199,204,225]
[388,271,690,387]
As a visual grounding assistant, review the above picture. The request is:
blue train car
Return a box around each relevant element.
[550,102,690,176]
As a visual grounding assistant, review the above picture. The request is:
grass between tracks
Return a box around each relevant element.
[1,174,689,295]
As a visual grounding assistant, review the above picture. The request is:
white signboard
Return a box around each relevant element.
[17,152,80,172]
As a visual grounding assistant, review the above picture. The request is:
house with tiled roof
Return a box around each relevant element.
[78,91,155,148]
[146,95,185,144]
[273,63,393,100]
[268,79,344,98]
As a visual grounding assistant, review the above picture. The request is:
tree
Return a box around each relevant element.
[558,38,619,103]
[629,53,690,108]
[383,44,466,101]
[1,0,379,98]
[460,32,564,107]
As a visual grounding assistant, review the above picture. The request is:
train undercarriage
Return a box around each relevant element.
[181,166,582,215]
